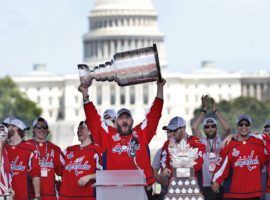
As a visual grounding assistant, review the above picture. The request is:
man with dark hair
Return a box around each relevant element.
[78,79,165,198]
[4,118,41,200]
[212,114,270,199]
[192,95,230,199]
[160,116,205,183]
[59,121,102,199]
[28,117,64,200]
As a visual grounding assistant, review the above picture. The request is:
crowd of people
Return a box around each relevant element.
[1,78,270,200]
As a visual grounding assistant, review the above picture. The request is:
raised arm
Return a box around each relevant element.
[191,95,209,138]
[156,78,166,100]
[211,97,230,139]
[141,79,165,143]
[78,84,105,146]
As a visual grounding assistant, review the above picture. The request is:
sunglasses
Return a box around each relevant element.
[238,123,250,127]
[35,126,48,130]
[204,124,217,129]
[264,128,270,132]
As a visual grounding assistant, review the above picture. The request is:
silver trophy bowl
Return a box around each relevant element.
[78,44,162,87]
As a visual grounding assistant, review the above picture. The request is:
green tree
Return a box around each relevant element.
[193,96,270,133]
[0,76,42,126]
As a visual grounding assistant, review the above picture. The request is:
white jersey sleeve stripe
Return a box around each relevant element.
[212,156,229,182]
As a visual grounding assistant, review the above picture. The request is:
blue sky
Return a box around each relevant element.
[1,0,270,77]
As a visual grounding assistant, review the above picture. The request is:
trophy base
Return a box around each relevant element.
[164,168,205,200]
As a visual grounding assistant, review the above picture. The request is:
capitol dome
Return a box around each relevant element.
[83,0,166,68]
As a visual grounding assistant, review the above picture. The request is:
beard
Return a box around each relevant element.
[117,123,133,136]
[8,129,15,139]
[205,131,217,139]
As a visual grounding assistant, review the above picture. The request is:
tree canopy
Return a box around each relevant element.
[0,76,42,126]
[193,96,270,133]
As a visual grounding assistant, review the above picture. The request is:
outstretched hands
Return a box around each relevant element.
[201,95,217,112]
[201,95,209,110]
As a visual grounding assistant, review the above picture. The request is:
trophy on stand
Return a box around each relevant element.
[0,125,13,200]
[164,140,205,200]
[78,44,162,87]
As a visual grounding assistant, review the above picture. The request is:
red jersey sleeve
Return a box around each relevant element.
[136,97,163,144]
[211,143,233,185]
[189,136,205,172]
[28,150,41,178]
[160,140,171,170]
[84,102,109,150]
[53,146,65,176]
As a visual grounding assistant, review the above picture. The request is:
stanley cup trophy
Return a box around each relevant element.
[78,44,162,87]
[164,140,205,200]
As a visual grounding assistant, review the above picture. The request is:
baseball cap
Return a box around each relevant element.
[236,114,252,125]
[32,117,48,128]
[202,117,218,126]
[0,124,8,137]
[10,118,29,131]
[103,109,116,120]
[162,116,186,131]
[263,120,270,128]
[2,116,16,126]
[116,108,132,119]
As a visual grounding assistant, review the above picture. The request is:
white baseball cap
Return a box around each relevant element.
[162,116,186,131]
[10,118,28,131]
[202,117,218,126]
[236,114,252,125]
[32,117,48,128]
[103,109,116,120]
[2,116,16,126]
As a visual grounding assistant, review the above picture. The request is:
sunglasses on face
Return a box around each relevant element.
[35,126,48,130]
[238,123,250,127]
[264,127,270,133]
[204,124,217,129]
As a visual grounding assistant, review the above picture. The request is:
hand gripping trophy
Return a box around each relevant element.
[164,140,205,200]
[0,125,13,199]
[78,44,162,87]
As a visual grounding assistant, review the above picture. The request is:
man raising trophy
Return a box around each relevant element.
[78,44,165,200]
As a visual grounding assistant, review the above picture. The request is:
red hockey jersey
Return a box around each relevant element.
[28,139,64,200]
[84,97,163,185]
[212,136,269,199]
[59,144,102,200]
[5,141,40,200]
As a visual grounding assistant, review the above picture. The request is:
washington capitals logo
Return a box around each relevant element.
[112,141,140,156]
[234,150,259,171]
[65,156,91,176]
[39,158,54,168]
[10,156,26,171]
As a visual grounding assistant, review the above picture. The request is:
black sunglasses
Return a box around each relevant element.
[35,126,48,130]
[204,124,217,129]
[238,123,250,127]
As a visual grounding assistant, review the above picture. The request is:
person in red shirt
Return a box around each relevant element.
[160,116,205,186]
[78,79,165,198]
[4,118,41,200]
[211,114,270,199]
[28,117,64,200]
[59,121,102,200]
[0,124,13,198]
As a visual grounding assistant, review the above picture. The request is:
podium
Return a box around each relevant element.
[96,170,148,200]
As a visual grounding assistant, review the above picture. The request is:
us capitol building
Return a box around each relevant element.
[11,0,270,150]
